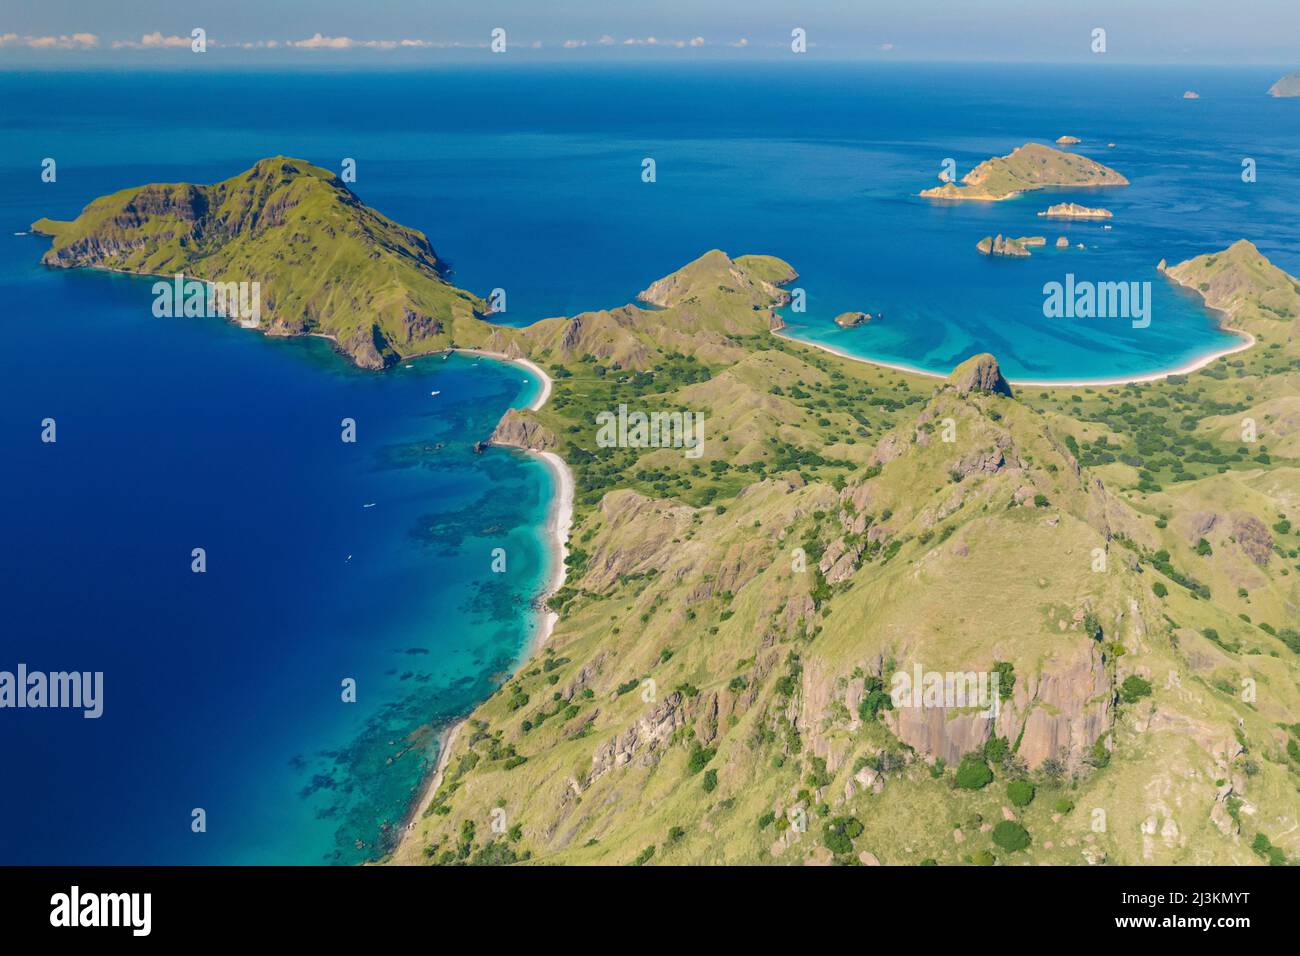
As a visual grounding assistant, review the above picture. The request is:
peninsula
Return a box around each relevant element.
[920,143,1128,202]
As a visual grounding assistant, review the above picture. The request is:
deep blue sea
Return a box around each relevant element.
[1,62,1295,863]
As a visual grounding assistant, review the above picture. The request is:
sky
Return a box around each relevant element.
[1,0,1298,65]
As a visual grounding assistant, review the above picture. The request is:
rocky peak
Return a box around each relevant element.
[948,353,1013,397]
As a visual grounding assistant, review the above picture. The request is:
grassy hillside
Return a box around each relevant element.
[33,157,488,368]
[391,240,1300,867]
[921,143,1129,201]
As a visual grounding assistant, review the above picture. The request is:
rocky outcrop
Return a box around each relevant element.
[948,353,1013,397]
[977,234,1032,258]
[1038,203,1112,220]
[489,408,558,451]
[1231,513,1274,566]
[834,311,874,328]
[588,692,686,784]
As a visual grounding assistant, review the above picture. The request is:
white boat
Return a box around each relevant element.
[430,390,441,396]
[363,502,376,509]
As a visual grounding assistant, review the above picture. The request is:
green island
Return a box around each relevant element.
[921,143,1129,202]
[39,160,1300,866]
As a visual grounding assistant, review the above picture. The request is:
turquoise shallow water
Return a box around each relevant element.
[0,62,1294,863]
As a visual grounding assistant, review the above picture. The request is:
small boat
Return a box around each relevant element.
[346,554,353,563]
[363,502,376,509]
[404,364,413,369]
[13,231,27,236]
[430,390,441,397]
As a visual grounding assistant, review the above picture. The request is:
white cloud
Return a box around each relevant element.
[732,37,750,47]
[2,32,99,49]
[597,35,615,45]
[563,39,587,48]
[142,32,190,48]
[689,36,705,47]
[287,33,437,49]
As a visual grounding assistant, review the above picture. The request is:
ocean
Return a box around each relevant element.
[0,61,1294,863]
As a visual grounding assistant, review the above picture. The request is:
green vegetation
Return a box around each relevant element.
[956,756,994,790]
[991,821,1031,853]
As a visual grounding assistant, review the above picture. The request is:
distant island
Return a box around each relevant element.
[1268,72,1300,97]
[1054,135,1080,145]
[1038,202,1113,220]
[920,143,1128,202]
[834,310,875,328]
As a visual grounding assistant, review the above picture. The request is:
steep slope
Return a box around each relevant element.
[33,157,489,368]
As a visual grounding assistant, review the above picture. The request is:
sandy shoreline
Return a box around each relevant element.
[773,323,1256,390]
[392,352,572,860]
[448,348,552,411]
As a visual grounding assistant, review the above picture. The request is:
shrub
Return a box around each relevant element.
[955,755,994,790]
[1054,797,1075,814]
[686,743,716,774]
[822,815,864,855]
[1120,674,1153,704]
[1152,581,1168,598]
[701,769,718,793]
[970,849,996,866]
[991,820,1031,852]
[984,736,1010,763]
[1007,780,1036,807]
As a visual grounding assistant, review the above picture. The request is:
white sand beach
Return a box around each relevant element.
[394,352,571,860]
[773,326,1257,389]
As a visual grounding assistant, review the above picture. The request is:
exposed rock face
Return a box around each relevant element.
[883,643,1113,770]
[948,353,1013,397]
[489,408,558,451]
[588,692,686,784]
[1231,513,1274,566]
